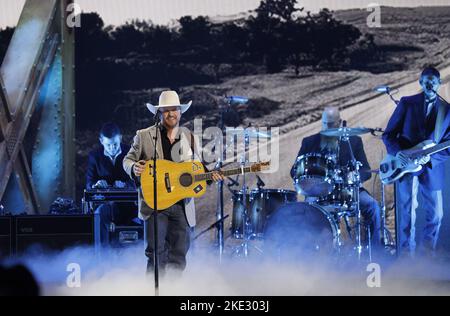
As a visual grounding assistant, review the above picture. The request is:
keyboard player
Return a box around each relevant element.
[86,122,138,246]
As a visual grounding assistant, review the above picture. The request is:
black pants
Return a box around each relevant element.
[145,204,190,273]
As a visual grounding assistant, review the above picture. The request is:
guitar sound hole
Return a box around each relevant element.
[179,173,193,187]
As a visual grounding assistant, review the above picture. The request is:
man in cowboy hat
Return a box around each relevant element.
[123,90,224,275]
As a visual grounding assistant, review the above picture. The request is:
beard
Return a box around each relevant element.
[163,116,179,128]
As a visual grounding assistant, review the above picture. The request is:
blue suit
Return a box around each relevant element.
[382,92,450,253]
[383,92,450,190]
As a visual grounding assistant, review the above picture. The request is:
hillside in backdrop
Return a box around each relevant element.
[1,3,450,205]
[69,5,450,203]
[74,5,450,134]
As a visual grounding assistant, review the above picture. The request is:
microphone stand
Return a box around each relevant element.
[216,96,249,260]
[215,98,230,262]
[341,121,364,260]
[194,215,230,240]
[385,88,400,106]
[151,117,160,296]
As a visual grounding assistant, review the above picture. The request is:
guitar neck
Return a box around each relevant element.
[194,166,253,182]
[413,140,450,158]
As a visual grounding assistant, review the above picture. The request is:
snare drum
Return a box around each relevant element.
[293,153,336,197]
[317,183,356,211]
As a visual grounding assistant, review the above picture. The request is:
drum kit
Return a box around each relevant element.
[226,124,392,261]
[226,128,298,256]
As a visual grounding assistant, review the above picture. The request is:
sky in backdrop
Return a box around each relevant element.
[1,0,449,28]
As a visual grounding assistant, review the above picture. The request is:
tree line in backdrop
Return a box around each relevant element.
[75,0,379,74]
[0,0,382,128]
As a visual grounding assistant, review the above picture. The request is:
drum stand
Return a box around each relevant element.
[233,131,263,258]
[320,123,387,261]
[215,97,231,262]
[340,133,366,260]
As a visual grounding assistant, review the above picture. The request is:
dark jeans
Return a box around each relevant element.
[306,190,381,247]
[145,204,190,274]
[359,190,382,247]
[95,202,137,246]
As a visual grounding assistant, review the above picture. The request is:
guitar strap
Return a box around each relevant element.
[191,133,197,160]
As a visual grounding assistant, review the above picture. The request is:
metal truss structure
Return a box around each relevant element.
[0,0,75,214]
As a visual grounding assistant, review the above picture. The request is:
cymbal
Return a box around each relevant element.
[320,127,372,137]
[226,128,271,139]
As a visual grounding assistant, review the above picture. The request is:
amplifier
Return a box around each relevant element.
[15,215,95,254]
[109,224,144,248]
[0,216,13,257]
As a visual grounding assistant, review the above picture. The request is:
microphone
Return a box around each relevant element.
[375,86,391,93]
[226,96,249,105]
[376,85,400,106]
[370,127,384,135]
[256,175,265,188]
[152,109,162,127]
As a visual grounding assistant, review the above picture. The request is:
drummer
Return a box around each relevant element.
[290,107,381,247]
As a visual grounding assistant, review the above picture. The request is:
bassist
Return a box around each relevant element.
[382,67,450,257]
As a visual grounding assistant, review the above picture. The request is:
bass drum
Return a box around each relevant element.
[231,189,298,239]
[264,202,339,259]
[250,189,298,238]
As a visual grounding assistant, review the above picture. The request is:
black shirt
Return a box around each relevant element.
[160,126,181,162]
[160,125,213,186]
[160,126,188,207]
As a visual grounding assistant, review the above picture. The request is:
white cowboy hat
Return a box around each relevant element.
[146,90,192,114]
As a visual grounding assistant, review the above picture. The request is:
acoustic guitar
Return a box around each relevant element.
[140,159,270,210]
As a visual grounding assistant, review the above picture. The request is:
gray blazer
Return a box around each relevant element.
[123,125,197,227]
